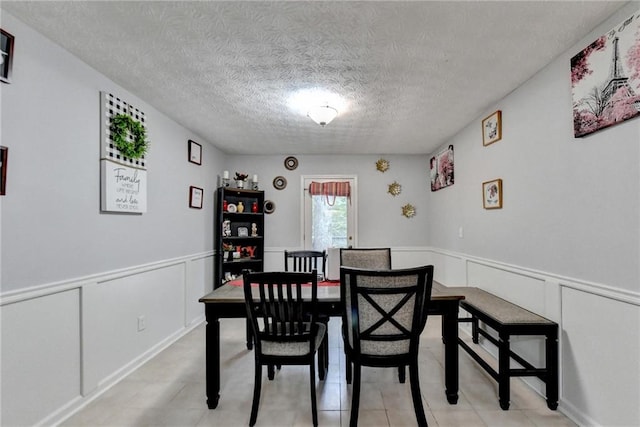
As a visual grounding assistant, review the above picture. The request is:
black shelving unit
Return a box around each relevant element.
[214,187,265,288]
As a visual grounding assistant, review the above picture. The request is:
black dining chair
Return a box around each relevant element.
[340,265,434,427]
[339,247,392,382]
[243,271,326,427]
[283,250,329,377]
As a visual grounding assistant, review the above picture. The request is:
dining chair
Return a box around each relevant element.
[340,265,434,427]
[243,271,326,427]
[339,247,392,382]
[283,249,329,377]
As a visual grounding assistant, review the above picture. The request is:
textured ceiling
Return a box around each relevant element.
[1,1,625,155]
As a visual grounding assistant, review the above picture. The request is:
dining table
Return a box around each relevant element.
[199,279,465,410]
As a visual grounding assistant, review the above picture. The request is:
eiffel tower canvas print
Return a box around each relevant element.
[571,10,640,137]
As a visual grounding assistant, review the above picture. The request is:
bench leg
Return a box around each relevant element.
[498,332,510,410]
[546,329,559,410]
[471,315,479,344]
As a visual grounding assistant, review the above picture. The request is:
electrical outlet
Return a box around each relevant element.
[137,315,146,331]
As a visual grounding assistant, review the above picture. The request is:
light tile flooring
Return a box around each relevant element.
[62,317,576,426]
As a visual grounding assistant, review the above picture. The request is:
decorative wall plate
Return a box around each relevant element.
[388,181,402,196]
[284,156,298,170]
[376,158,390,172]
[401,203,416,218]
[226,203,237,213]
[264,200,276,214]
[273,176,287,190]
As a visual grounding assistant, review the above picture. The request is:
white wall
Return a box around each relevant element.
[427,3,640,426]
[1,12,219,426]
[0,11,222,293]
[223,154,430,250]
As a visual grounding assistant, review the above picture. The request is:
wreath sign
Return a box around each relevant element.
[110,114,148,159]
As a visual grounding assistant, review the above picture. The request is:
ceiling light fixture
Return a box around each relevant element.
[307,105,338,127]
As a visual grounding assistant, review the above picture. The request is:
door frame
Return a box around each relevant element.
[300,174,358,250]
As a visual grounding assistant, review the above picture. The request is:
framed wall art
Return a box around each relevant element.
[482,179,503,209]
[189,186,203,209]
[188,139,202,165]
[571,10,640,137]
[100,92,148,213]
[430,145,454,191]
[1,29,15,84]
[482,110,502,146]
[0,146,7,195]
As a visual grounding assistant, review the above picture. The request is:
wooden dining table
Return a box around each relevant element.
[199,280,464,410]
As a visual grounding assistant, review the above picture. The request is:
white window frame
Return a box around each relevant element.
[300,174,358,250]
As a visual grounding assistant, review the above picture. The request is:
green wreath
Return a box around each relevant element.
[110,114,148,159]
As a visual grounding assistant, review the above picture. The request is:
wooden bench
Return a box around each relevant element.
[435,283,558,411]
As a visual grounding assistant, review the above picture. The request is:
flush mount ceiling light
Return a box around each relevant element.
[307,105,338,127]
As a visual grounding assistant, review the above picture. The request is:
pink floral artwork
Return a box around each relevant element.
[571,10,640,137]
[430,145,454,191]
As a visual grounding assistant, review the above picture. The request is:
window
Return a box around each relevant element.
[302,176,357,251]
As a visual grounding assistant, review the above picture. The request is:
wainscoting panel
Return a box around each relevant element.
[0,253,212,426]
[185,254,213,326]
[82,263,186,393]
[560,286,640,427]
[425,250,466,285]
[1,289,82,426]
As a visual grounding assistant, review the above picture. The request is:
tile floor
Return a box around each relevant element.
[61,317,576,426]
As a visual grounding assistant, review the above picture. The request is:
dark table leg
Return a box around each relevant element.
[442,302,460,404]
[205,311,221,409]
[546,328,559,410]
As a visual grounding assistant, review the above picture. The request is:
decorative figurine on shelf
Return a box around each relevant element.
[251,223,258,237]
[223,199,228,212]
[222,170,230,187]
[222,242,235,261]
[251,201,258,213]
[222,220,231,237]
[235,172,248,189]
[237,201,245,213]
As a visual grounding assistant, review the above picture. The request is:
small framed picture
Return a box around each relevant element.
[482,179,503,209]
[482,110,502,146]
[1,29,15,84]
[0,146,7,195]
[430,145,454,191]
[189,186,203,209]
[237,226,249,237]
[188,139,202,165]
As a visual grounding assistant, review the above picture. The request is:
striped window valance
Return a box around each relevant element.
[309,181,351,206]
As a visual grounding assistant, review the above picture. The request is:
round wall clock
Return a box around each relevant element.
[273,176,287,190]
[284,156,298,170]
